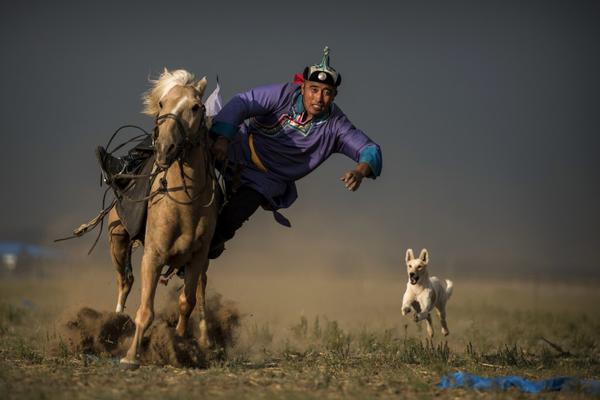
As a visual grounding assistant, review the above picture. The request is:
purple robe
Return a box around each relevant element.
[211,82,382,211]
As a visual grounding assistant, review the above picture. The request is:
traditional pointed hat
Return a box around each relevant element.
[303,46,342,87]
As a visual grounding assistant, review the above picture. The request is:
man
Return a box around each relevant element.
[207,47,382,258]
[97,47,382,259]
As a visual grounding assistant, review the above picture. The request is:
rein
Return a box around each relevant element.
[113,108,215,206]
[151,108,216,208]
[55,105,217,252]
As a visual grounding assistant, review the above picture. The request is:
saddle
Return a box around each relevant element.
[59,136,234,253]
[113,153,156,241]
[99,148,236,243]
[94,135,155,242]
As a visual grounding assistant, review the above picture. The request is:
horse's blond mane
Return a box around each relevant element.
[142,68,206,116]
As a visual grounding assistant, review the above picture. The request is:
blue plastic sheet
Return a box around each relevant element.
[438,371,600,394]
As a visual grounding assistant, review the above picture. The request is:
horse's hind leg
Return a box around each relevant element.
[108,208,134,313]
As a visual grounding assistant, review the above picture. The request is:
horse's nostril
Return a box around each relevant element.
[167,144,176,155]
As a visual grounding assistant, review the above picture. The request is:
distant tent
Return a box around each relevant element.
[0,241,62,273]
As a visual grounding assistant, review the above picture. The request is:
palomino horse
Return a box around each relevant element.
[107,69,219,369]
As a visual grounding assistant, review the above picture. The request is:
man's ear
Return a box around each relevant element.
[405,248,414,264]
[419,248,429,265]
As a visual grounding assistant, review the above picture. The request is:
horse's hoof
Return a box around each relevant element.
[119,358,140,370]
[199,338,212,350]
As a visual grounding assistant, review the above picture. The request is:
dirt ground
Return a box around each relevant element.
[1,263,599,399]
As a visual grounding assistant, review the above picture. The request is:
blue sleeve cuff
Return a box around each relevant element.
[210,121,238,140]
[358,145,382,178]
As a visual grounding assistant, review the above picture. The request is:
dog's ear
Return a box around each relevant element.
[405,248,414,263]
[419,248,429,265]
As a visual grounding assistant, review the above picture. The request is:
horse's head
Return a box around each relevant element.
[143,69,208,169]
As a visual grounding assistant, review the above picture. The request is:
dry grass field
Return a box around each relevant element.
[1,264,599,399]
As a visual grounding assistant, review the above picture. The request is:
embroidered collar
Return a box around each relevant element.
[249,87,335,138]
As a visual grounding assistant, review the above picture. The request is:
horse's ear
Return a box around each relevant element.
[195,76,208,96]
[405,248,414,264]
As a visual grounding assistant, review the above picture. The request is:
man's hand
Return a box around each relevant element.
[340,162,372,192]
[340,170,364,191]
[211,136,229,161]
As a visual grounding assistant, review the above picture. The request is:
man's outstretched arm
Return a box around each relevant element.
[335,115,382,191]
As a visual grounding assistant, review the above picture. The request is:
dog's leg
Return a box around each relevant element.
[411,301,421,314]
[414,291,434,322]
[414,311,429,322]
[425,314,434,338]
[402,290,414,315]
[437,307,449,336]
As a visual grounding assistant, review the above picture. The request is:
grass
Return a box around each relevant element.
[0,273,599,399]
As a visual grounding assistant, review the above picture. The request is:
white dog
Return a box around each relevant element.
[401,248,453,337]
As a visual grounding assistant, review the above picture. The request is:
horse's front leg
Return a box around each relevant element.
[197,259,211,349]
[120,251,161,369]
[175,258,201,337]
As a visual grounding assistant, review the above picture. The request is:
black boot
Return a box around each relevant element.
[208,241,225,259]
[95,146,126,186]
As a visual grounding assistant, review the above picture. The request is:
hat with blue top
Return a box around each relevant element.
[303,46,342,87]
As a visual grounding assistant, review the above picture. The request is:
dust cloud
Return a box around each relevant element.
[51,288,239,368]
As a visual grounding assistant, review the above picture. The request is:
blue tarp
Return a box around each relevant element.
[439,371,600,394]
[0,241,60,259]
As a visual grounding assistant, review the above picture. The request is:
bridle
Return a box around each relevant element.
[152,102,206,161]
[151,103,216,207]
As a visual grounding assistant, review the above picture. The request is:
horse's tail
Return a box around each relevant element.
[445,279,454,299]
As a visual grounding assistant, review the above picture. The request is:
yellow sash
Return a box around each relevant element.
[248,134,268,172]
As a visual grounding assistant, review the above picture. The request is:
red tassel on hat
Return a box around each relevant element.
[292,73,304,85]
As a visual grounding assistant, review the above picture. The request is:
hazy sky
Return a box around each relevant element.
[1,0,598,276]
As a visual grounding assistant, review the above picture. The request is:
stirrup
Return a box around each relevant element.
[95,146,125,185]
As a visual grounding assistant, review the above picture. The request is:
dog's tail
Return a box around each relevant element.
[445,279,454,299]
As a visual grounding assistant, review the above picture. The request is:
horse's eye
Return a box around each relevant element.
[158,101,163,109]
[192,104,200,112]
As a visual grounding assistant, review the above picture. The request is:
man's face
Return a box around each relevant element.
[301,81,337,118]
